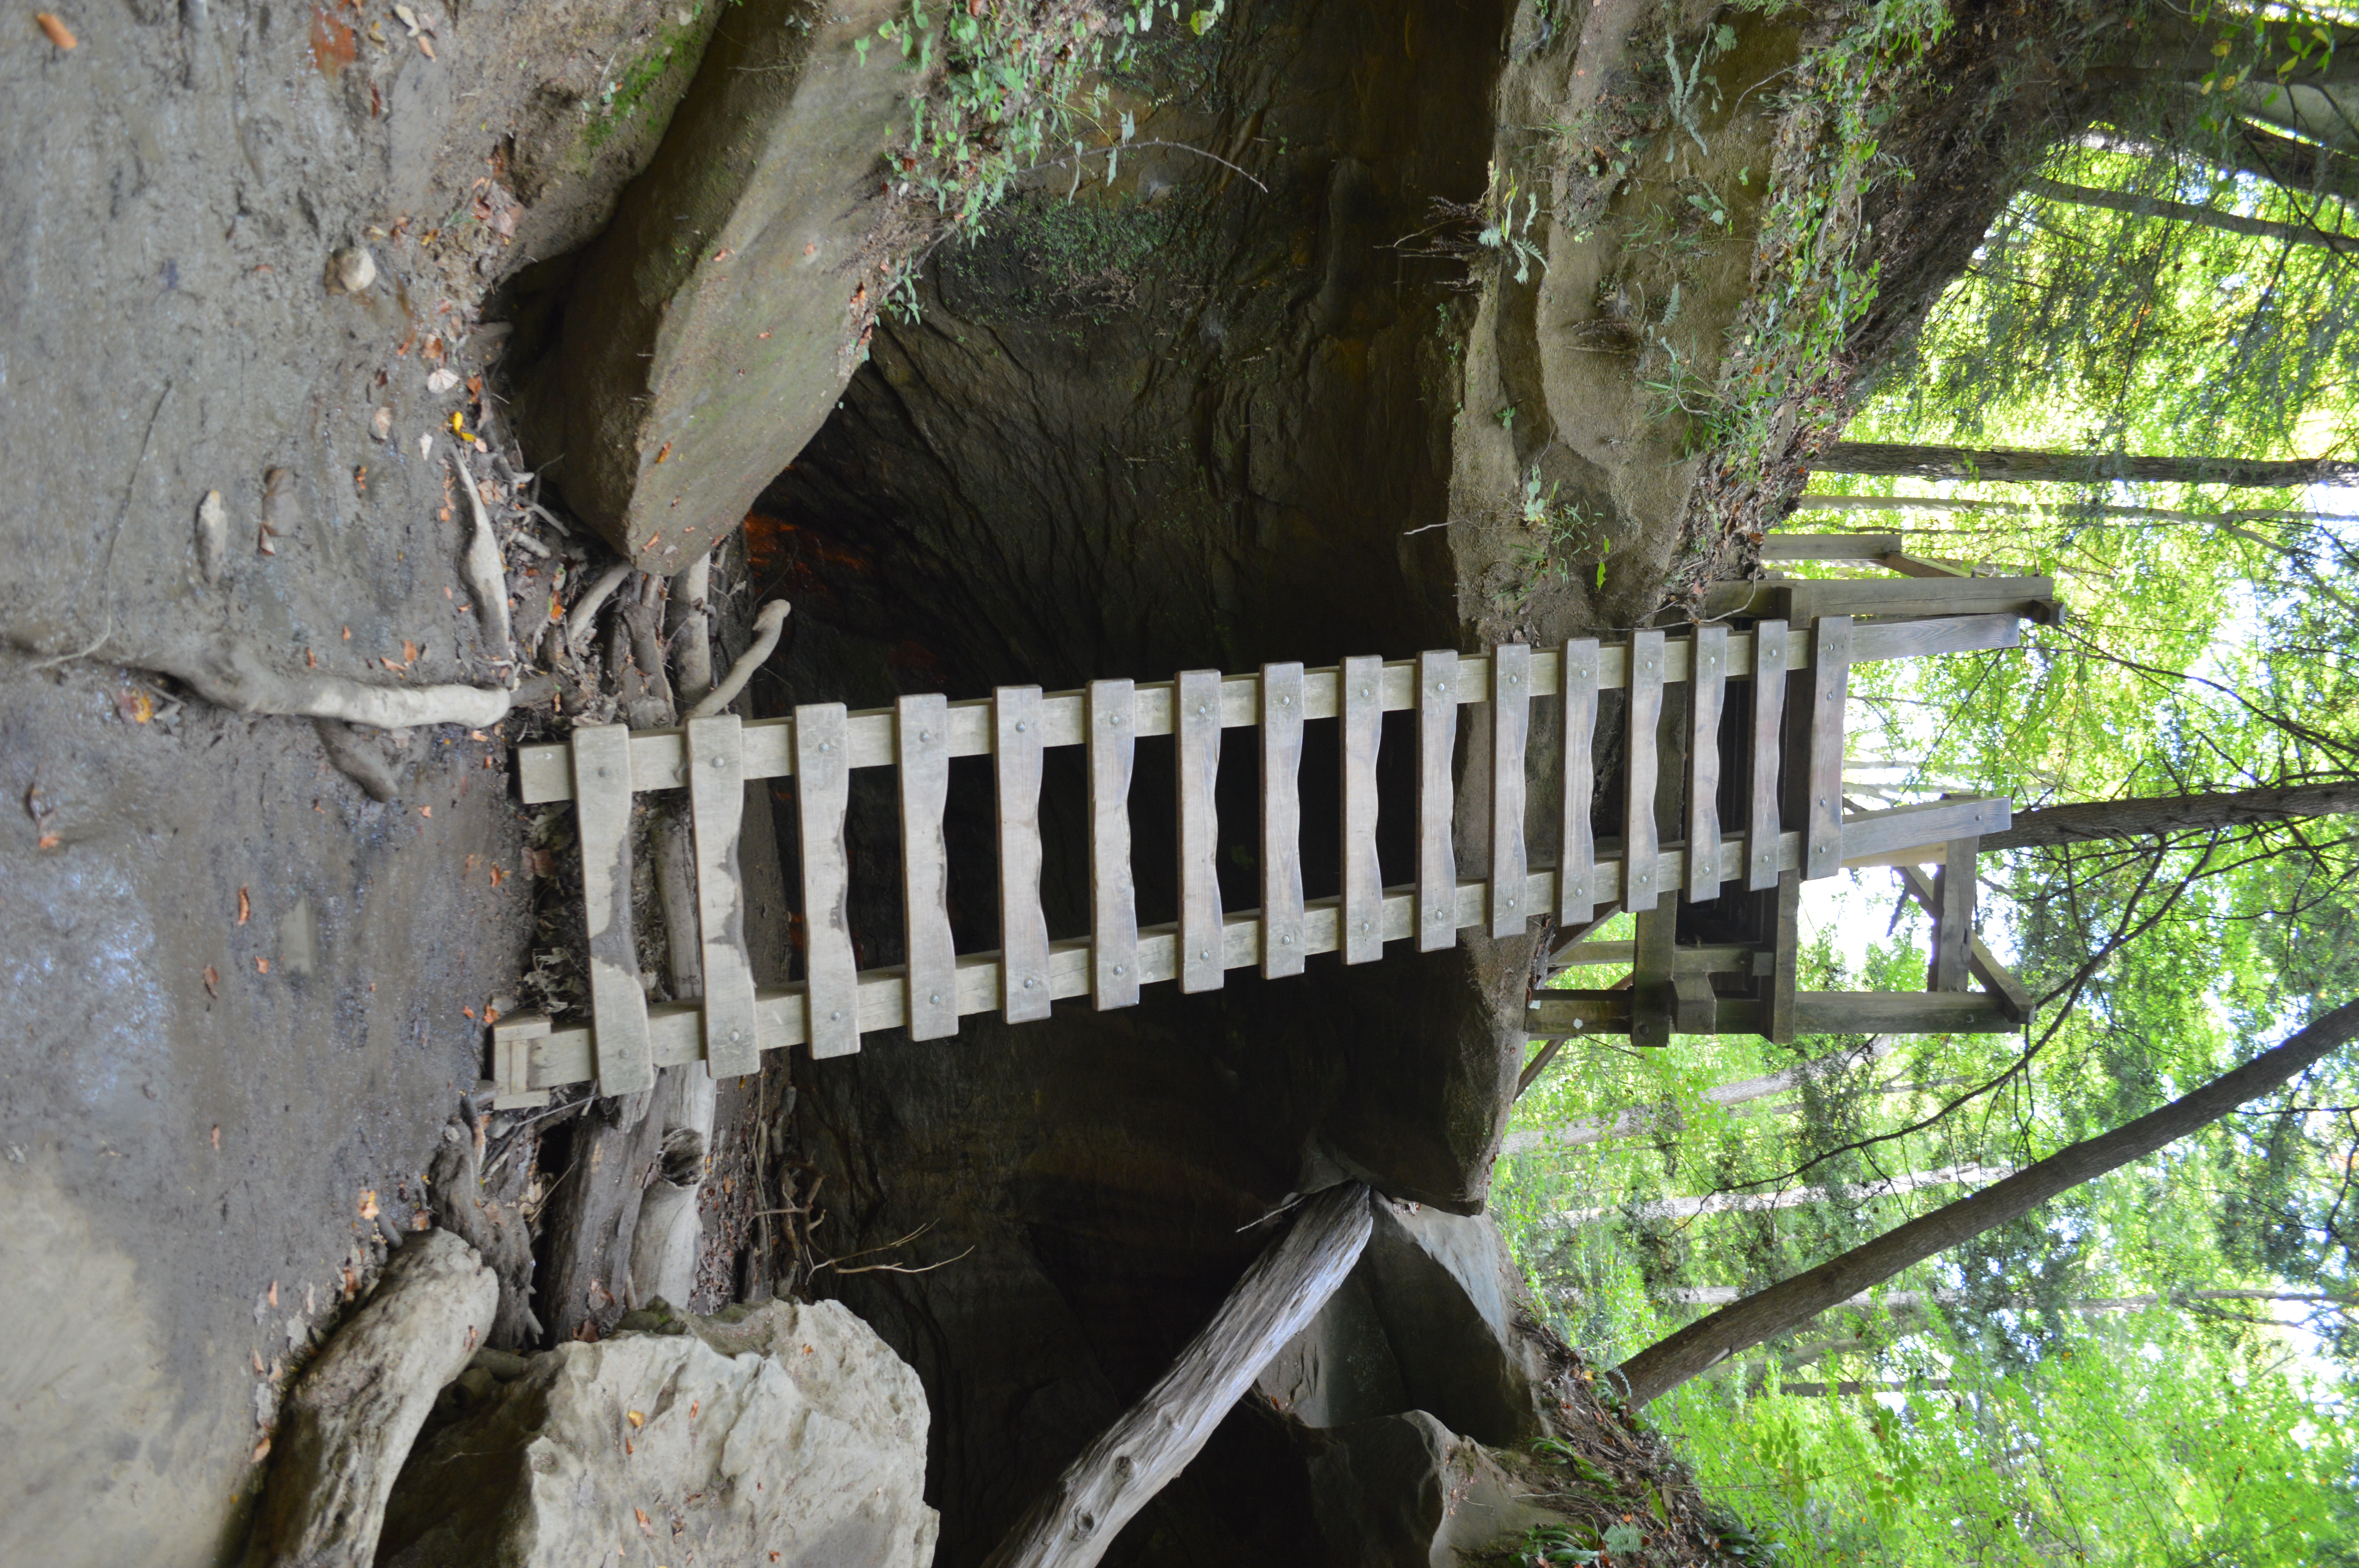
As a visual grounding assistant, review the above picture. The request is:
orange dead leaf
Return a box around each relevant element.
[212,1125,222,1151]
[488,864,504,887]
[35,13,75,48]
[238,887,251,925]
[203,965,220,997]
[251,1348,265,1373]
[627,1410,645,1429]
[654,442,672,465]
[635,1507,654,1536]
[411,1210,432,1232]
[269,1281,279,1307]
[462,1005,478,1021]
[342,625,352,640]
[358,1189,379,1220]
[419,806,432,818]
[36,833,59,851]
[251,1436,271,1465]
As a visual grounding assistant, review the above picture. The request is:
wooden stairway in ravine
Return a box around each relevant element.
[491,597,2039,1107]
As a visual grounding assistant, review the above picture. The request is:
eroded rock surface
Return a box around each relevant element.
[374,1299,938,1568]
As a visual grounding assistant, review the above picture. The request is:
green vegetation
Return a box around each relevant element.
[1499,0,2359,1559]
[584,7,708,150]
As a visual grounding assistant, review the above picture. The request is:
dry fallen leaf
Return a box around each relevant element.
[411,1210,432,1232]
[36,833,59,851]
[418,434,433,461]
[238,887,251,926]
[426,367,459,394]
[203,965,220,997]
[34,13,75,48]
[627,1410,645,1430]
[251,1436,271,1465]
[255,957,270,975]
[268,1281,279,1308]
[358,1189,379,1221]
[212,1125,222,1151]
[634,1506,654,1536]
[419,806,432,818]
[370,406,393,441]
[251,1349,265,1374]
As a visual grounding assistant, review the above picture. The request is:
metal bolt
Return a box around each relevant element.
[1015,720,1028,733]
[1361,920,1371,931]
[1280,934,1294,946]
[1111,714,1125,726]
[712,755,726,768]
[1023,976,1037,989]
[1112,965,1125,976]
[918,729,932,742]
[829,1009,843,1022]
[1196,704,1208,715]
[1434,681,1445,692]
[1200,948,1211,961]
[929,993,941,1006]
[729,1029,744,1043]
[1504,897,1516,909]
[1359,686,1371,697]
[818,741,832,753]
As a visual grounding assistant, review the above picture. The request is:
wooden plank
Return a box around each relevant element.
[1685,626,1727,901]
[1879,552,1974,579]
[1555,942,1759,973]
[1489,643,1532,937]
[1672,974,1719,1034]
[1896,862,2032,1022]
[1759,533,1905,561]
[1087,680,1141,1009]
[1260,662,1306,979]
[1769,870,1801,1044]
[1559,639,1600,923]
[1747,620,1789,891]
[491,1013,553,1109]
[572,724,654,1095]
[1623,630,1665,912]
[1417,650,1459,952]
[996,686,1052,1022]
[1527,991,1636,1038]
[897,693,959,1042]
[1803,616,1851,880]
[1698,576,2057,625]
[1930,835,1975,991]
[1849,614,2020,662]
[1176,670,1224,993]
[1792,990,2016,1034]
[1339,656,1383,964]
[978,1185,1374,1568]
[794,703,860,1058]
[685,715,760,1077]
[1839,797,2010,864]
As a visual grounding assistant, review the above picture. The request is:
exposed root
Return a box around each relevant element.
[450,451,515,669]
[564,564,632,658]
[684,599,789,720]
[167,641,511,729]
[314,719,403,802]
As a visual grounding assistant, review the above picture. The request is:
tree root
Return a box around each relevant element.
[565,564,632,657]
[684,599,789,720]
[167,641,511,729]
[450,452,515,668]
[314,719,402,802]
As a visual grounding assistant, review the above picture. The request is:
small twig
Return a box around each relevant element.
[824,1247,976,1277]
[684,599,790,719]
[1403,519,1460,536]
[1019,138,1269,194]
[32,382,173,672]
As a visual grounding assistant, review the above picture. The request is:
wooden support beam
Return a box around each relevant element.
[1698,574,2059,626]
[1686,624,1727,900]
[1529,988,2016,1038]
[796,702,860,1058]
[1491,642,1532,937]
[1630,903,1676,1049]
[996,686,1052,1024]
[1559,638,1601,923]
[1339,656,1383,964]
[1417,650,1458,951]
[1089,680,1140,1009]
[1554,942,1761,973]
[1747,620,1789,891]
[1896,861,2033,1023]
[1803,617,1850,881]
[1176,670,1224,993]
[898,693,959,1042]
[1929,836,1975,992]
[1261,663,1306,978]
[1879,552,1973,579]
[1759,533,1905,561]
[572,724,654,1096]
[1625,630,1666,912]
[980,1184,1375,1568]
[1769,871,1801,1045]
[684,715,760,1077]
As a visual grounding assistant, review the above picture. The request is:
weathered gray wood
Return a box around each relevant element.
[897,693,959,1042]
[572,724,655,1096]
[685,715,759,1077]
[997,685,1052,1023]
[1896,862,2033,1022]
[1260,662,1307,979]
[1794,991,2017,1034]
[1490,642,1532,937]
[1559,639,1600,923]
[1700,576,2058,625]
[1759,533,1905,561]
[1848,614,2022,662]
[1340,655,1383,965]
[1880,552,1973,579]
[1839,797,2010,864]
[795,703,860,1058]
[1686,626,1727,901]
[1769,871,1801,1044]
[1417,649,1459,952]
[1555,942,1759,973]
[979,1184,1374,1568]
[1747,620,1789,891]
[243,1231,498,1568]
[1930,835,1976,991]
[1803,617,1851,880]
[1672,974,1719,1034]
[1630,904,1676,1049]
[490,1014,552,1110]
[1527,991,1636,1038]
[1177,670,1224,993]
[1624,630,1665,912]
[1088,680,1140,1009]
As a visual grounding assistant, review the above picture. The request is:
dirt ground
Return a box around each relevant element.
[0,1,698,1557]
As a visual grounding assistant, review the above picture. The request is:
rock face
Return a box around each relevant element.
[511,0,912,572]
[244,1231,500,1568]
[375,1299,939,1568]
[1307,1411,1553,1568]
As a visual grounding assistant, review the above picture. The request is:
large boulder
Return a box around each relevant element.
[511,0,911,571]
[374,1299,938,1568]
[1307,1411,1553,1568]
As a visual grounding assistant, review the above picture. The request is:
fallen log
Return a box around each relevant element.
[980,1182,1374,1568]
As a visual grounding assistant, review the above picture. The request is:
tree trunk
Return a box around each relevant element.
[1562,1165,2010,1227]
[2026,176,2356,248]
[1792,494,2359,527]
[1610,996,2359,1408]
[1508,1038,1900,1154]
[1981,779,2359,851]
[1811,443,2359,488]
[980,1183,1374,1568]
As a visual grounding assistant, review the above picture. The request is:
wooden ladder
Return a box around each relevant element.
[491,611,2034,1105]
